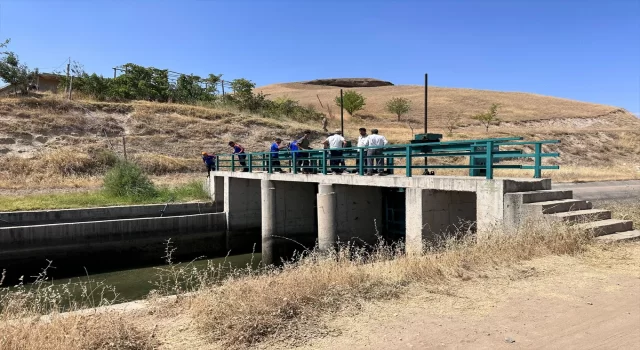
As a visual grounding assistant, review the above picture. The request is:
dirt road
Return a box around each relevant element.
[289,243,640,350]
[554,180,640,203]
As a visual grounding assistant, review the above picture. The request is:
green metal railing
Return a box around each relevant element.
[212,137,560,179]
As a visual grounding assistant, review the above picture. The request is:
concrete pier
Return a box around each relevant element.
[317,184,337,251]
[261,180,276,265]
[210,171,551,262]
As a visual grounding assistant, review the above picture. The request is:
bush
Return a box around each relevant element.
[103,161,157,198]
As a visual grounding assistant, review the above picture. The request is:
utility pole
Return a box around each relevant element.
[340,89,344,135]
[68,76,73,100]
[113,67,116,78]
[221,80,225,96]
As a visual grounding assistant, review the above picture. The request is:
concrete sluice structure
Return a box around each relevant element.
[208,172,555,264]
[0,203,228,281]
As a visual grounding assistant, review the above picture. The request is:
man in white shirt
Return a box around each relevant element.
[365,129,388,175]
[354,127,368,173]
[323,129,347,174]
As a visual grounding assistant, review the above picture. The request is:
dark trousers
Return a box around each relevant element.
[330,150,343,173]
[237,153,248,172]
[296,152,310,173]
[271,158,282,172]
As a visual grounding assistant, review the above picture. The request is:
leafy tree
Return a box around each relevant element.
[471,103,501,132]
[334,90,366,116]
[0,39,34,95]
[385,97,411,121]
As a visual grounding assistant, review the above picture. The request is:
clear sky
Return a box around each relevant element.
[1,0,638,114]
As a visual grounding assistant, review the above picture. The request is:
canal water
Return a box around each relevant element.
[9,253,261,304]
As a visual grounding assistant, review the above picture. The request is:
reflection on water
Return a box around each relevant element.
[38,253,261,303]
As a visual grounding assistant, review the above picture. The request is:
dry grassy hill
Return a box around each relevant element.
[0,80,638,192]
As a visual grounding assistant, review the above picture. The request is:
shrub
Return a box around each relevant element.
[103,161,157,198]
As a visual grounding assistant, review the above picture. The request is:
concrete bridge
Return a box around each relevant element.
[208,171,639,265]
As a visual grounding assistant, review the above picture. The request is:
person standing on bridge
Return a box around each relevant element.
[365,129,388,176]
[269,138,288,173]
[228,141,248,172]
[323,129,347,175]
[354,127,369,173]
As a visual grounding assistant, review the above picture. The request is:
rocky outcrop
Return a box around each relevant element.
[303,78,394,88]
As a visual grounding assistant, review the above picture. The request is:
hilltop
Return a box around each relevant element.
[0,81,639,192]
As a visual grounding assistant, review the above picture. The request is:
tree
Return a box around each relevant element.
[0,39,34,95]
[471,103,501,132]
[444,113,462,136]
[334,90,366,116]
[385,97,411,121]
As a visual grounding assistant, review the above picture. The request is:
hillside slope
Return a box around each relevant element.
[257,82,635,123]
[0,84,639,191]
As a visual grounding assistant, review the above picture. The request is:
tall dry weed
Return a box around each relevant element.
[189,220,590,348]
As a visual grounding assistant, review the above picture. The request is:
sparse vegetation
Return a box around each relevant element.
[103,161,158,199]
[444,113,463,136]
[471,103,501,132]
[385,97,411,121]
[335,90,366,116]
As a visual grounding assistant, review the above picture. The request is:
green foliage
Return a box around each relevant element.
[471,103,501,132]
[0,181,210,211]
[0,39,36,95]
[385,97,411,121]
[103,161,157,199]
[334,90,366,116]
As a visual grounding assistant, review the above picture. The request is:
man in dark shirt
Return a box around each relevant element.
[296,130,312,174]
[228,141,248,172]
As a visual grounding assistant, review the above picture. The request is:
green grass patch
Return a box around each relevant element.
[0,180,209,211]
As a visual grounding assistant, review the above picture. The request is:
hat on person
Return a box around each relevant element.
[334,129,342,134]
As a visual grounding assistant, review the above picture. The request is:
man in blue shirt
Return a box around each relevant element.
[228,141,248,172]
[201,151,217,176]
[270,138,288,173]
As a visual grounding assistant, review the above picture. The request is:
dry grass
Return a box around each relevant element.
[188,220,592,348]
[2,88,639,192]
[0,313,157,350]
[257,83,636,124]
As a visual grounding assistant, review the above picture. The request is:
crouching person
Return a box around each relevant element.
[202,151,217,176]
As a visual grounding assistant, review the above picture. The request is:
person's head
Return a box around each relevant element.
[202,151,208,156]
[359,127,367,136]
[228,141,235,147]
[304,130,311,136]
[275,137,282,144]
[371,129,379,134]
[334,129,342,135]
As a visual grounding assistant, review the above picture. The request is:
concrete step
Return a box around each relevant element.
[525,199,592,214]
[578,219,634,237]
[519,190,573,204]
[595,230,640,243]
[549,209,612,223]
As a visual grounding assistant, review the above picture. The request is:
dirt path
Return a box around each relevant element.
[287,245,640,350]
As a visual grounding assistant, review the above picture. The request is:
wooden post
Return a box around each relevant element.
[221,80,225,95]
[122,136,128,161]
[68,76,73,100]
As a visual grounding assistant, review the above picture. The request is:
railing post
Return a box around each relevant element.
[292,152,297,174]
[248,153,253,173]
[322,150,327,175]
[268,153,273,174]
[405,145,412,177]
[358,149,364,175]
[215,156,219,171]
[388,157,394,175]
[485,141,493,179]
[231,154,235,172]
[534,143,542,179]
